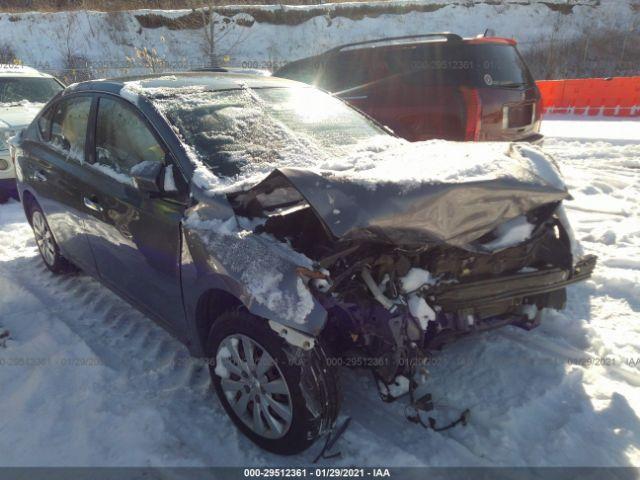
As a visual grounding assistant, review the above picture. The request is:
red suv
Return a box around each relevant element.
[274,33,543,143]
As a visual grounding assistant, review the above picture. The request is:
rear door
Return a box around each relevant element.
[80,94,188,332]
[21,94,98,274]
[463,42,541,141]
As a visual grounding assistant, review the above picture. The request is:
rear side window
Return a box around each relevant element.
[45,96,92,162]
[275,58,323,86]
[325,50,387,92]
[276,51,386,93]
[95,97,164,176]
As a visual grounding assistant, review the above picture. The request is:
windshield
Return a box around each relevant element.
[0,77,63,104]
[157,86,387,179]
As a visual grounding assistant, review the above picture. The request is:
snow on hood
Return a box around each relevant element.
[0,100,45,129]
[237,165,569,249]
[327,140,567,193]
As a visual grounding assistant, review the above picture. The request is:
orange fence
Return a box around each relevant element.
[536,77,640,117]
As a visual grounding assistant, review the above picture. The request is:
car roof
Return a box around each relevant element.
[328,34,517,53]
[66,71,306,97]
[273,34,518,77]
[0,64,57,79]
[283,34,516,62]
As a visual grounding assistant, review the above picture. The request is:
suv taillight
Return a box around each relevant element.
[460,87,482,141]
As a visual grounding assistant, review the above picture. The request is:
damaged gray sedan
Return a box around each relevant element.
[14,73,596,454]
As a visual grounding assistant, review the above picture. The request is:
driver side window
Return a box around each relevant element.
[95,97,165,177]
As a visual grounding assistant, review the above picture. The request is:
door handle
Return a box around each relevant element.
[83,196,103,213]
[33,170,47,182]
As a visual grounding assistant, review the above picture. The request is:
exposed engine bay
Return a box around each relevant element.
[228,169,597,386]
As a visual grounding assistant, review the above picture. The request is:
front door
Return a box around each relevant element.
[80,94,188,332]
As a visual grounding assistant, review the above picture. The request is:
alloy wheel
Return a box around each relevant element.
[32,211,56,266]
[215,334,293,439]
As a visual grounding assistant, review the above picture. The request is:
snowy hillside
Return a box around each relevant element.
[0,116,639,467]
[0,0,636,77]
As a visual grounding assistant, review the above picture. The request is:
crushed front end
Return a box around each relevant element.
[228,167,597,385]
[292,210,595,384]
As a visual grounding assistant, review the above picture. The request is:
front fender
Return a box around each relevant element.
[180,211,328,341]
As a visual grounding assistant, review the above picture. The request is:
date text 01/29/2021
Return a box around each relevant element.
[243,468,392,477]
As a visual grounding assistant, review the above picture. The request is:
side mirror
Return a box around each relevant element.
[131,160,163,194]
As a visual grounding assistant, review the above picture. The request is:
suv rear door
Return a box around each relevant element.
[461,41,541,141]
[80,94,188,333]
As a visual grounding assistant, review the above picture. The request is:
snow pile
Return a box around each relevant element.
[327,141,567,193]
[400,267,437,293]
[407,294,436,330]
[481,215,536,251]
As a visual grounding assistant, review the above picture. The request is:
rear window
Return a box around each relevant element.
[404,43,534,88]
[0,77,63,104]
[278,42,533,92]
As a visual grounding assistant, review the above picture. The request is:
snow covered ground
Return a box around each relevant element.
[1,116,639,467]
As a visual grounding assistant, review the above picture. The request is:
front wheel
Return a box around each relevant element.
[208,311,340,455]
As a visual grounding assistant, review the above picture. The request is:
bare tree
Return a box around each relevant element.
[59,12,93,83]
[195,1,250,69]
[0,43,18,64]
[63,11,77,70]
[200,1,218,68]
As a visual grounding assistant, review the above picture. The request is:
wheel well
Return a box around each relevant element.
[196,289,245,354]
[21,190,37,224]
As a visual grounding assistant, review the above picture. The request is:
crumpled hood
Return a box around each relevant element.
[231,142,570,249]
[0,102,44,129]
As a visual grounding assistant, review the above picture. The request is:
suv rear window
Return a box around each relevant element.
[278,42,533,92]
[401,43,533,88]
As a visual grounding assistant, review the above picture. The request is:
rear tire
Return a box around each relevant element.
[208,311,340,455]
[28,202,76,274]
